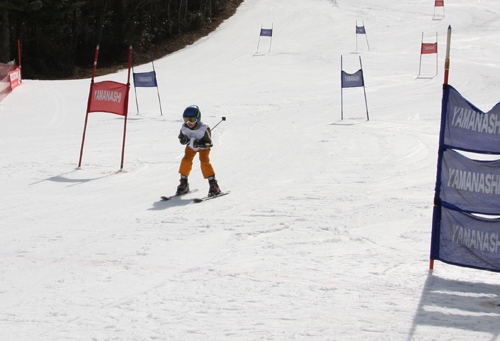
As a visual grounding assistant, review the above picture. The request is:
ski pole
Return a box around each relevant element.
[212,116,226,130]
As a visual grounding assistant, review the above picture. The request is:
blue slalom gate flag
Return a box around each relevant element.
[435,205,500,272]
[256,25,274,54]
[340,55,369,121]
[341,69,364,88]
[260,28,273,37]
[440,149,500,215]
[356,25,366,34]
[431,85,500,272]
[132,57,163,115]
[355,21,369,51]
[133,71,157,87]
[442,85,500,153]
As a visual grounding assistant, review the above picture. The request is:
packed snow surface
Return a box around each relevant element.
[1,0,500,340]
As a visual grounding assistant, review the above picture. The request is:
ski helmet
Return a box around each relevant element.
[183,105,201,123]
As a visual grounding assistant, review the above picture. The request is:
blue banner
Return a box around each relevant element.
[341,69,364,88]
[356,26,366,34]
[133,71,157,88]
[260,29,273,37]
[443,85,500,153]
[440,149,500,214]
[436,205,500,272]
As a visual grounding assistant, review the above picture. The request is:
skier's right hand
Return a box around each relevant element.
[179,134,189,145]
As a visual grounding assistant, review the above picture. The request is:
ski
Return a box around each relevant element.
[192,191,230,203]
[160,191,191,201]
[161,195,179,201]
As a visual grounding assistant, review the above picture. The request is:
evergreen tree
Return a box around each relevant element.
[0,0,242,79]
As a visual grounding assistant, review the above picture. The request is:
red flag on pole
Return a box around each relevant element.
[88,81,129,115]
[78,45,132,170]
[418,32,438,77]
[421,43,437,54]
[434,0,445,18]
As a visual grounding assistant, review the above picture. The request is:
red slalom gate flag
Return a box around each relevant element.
[79,44,132,170]
[421,43,437,54]
[435,0,444,7]
[88,81,129,116]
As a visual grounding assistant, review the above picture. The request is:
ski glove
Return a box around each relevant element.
[179,134,189,145]
[193,139,208,149]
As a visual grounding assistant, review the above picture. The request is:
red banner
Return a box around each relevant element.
[79,45,132,169]
[88,81,129,116]
[421,43,437,54]
[9,68,21,90]
[435,0,444,7]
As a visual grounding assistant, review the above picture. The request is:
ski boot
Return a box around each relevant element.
[207,176,221,197]
[176,175,189,196]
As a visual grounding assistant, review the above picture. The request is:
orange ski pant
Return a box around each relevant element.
[179,146,215,179]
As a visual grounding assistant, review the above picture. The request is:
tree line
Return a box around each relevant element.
[0,0,243,79]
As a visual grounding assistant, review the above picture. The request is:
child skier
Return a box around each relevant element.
[176,105,222,197]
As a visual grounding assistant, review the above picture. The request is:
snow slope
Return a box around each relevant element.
[1,0,500,340]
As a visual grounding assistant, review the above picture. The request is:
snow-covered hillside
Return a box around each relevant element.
[1,0,500,340]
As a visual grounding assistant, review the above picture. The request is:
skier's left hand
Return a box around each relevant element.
[193,139,206,148]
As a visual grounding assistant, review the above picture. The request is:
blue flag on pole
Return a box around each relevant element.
[260,28,273,37]
[443,85,500,154]
[431,85,500,272]
[440,149,500,214]
[341,69,364,88]
[436,205,500,272]
[133,71,157,87]
[356,26,366,34]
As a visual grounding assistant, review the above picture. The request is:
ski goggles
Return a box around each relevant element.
[183,117,197,123]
